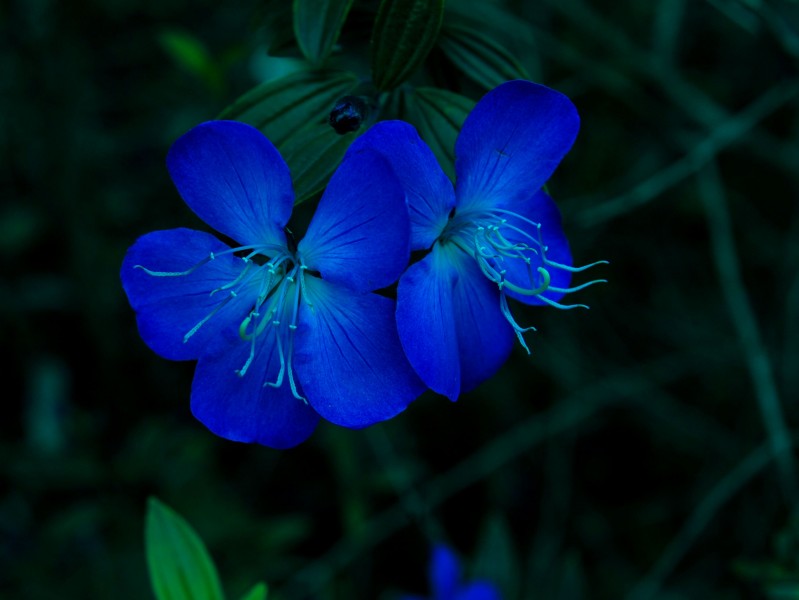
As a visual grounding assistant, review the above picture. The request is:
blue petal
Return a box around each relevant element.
[448,246,515,394]
[190,328,320,449]
[491,190,574,305]
[396,248,462,400]
[455,80,579,213]
[397,244,515,399]
[167,121,293,247]
[347,121,456,250]
[121,228,256,361]
[455,583,502,600]
[293,277,424,428]
[298,150,411,293]
[430,545,460,599]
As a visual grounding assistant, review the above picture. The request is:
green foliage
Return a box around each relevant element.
[397,86,475,179]
[293,0,355,65]
[219,70,360,203]
[237,583,268,600]
[370,0,445,91]
[145,498,225,600]
[159,30,223,94]
[439,20,530,90]
[145,499,269,600]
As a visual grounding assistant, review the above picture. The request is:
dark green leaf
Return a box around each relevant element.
[281,122,359,204]
[293,0,355,64]
[401,86,475,179]
[145,498,225,600]
[370,0,445,91]
[218,69,360,147]
[260,4,297,57]
[219,69,361,202]
[237,583,268,600]
[439,21,529,90]
[445,0,541,79]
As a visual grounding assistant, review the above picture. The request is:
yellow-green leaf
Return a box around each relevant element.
[145,498,225,600]
[237,583,268,600]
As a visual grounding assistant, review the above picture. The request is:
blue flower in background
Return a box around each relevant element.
[352,81,606,400]
[121,120,423,448]
[402,545,501,600]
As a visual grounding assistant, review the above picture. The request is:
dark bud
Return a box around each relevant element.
[329,95,369,134]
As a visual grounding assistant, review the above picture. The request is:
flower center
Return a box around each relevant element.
[135,241,311,401]
[440,207,606,352]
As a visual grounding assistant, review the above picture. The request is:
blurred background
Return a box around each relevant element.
[3,0,799,598]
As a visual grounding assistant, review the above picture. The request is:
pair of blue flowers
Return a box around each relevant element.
[121,80,603,448]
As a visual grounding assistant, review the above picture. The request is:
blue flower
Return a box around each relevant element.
[121,120,424,448]
[402,545,501,600]
[351,81,605,400]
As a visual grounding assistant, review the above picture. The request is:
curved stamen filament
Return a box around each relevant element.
[500,267,551,296]
[183,290,237,344]
[548,278,608,294]
[537,295,590,310]
[183,260,265,344]
[499,293,536,354]
[284,269,306,402]
[210,259,253,296]
[446,205,608,353]
[543,258,610,273]
[134,242,287,277]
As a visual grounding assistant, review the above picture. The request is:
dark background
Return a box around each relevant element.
[3,0,799,598]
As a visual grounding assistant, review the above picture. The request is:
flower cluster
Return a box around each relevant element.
[121,80,604,448]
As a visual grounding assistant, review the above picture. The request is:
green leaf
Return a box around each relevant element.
[281,122,359,204]
[370,0,445,91]
[261,3,299,57]
[293,0,355,65]
[219,69,361,202]
[237,583,268,600]
[219,70,360,147]
[439,21,530,90]
[159,30,222,93]
[145,497,225,600]
[401,86,475,179]
[445,0,541,79]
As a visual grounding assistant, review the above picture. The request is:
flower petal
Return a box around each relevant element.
[399,244,515,398]
[448,245,515,394]
[190,328,320,449]
[492,190,574,305]
[430,545,460,599]
[167,120,293,247]
[396,248,462,400]
[455,583,502,600]
[347,121,456,250]
[294,277,424,428]
[298,150,411,293]
[454,80,579,212]
[121,228,256,361]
